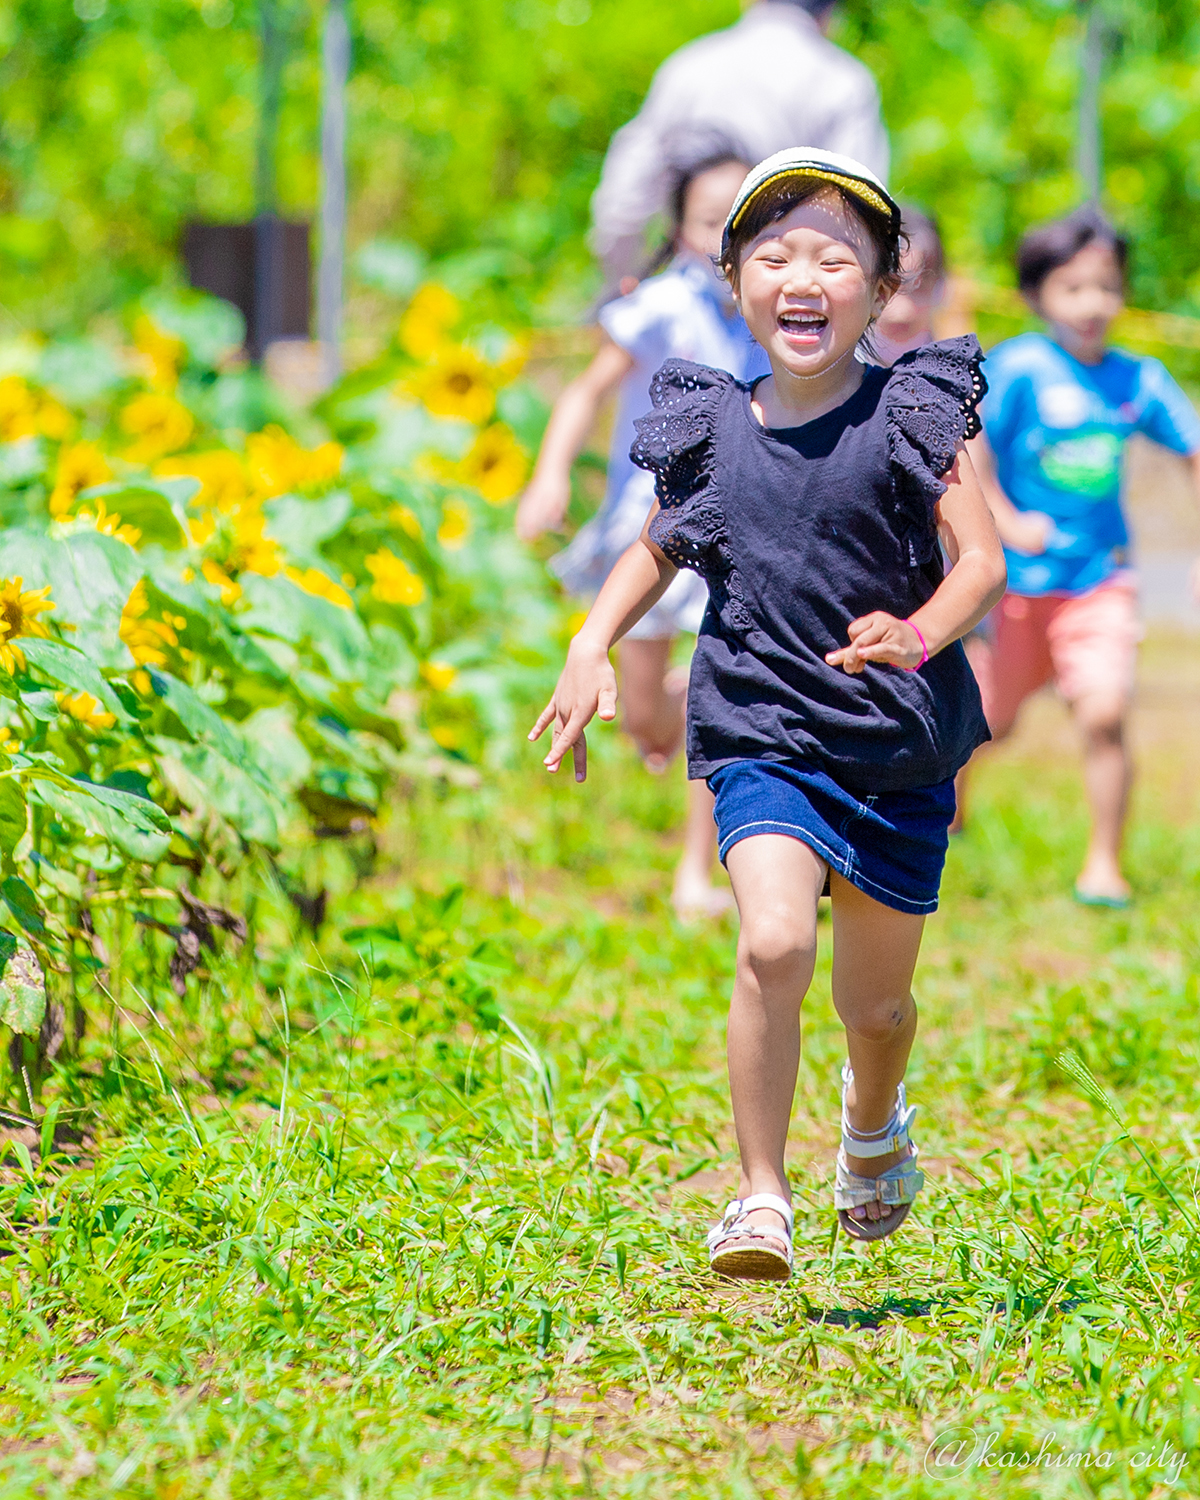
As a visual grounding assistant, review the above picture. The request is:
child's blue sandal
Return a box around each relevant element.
[835,1064,925,1243]
[707,1193,794,1281]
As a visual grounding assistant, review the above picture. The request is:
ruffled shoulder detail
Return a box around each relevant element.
[886,335,987,567]
[629,360,751,631]
[630,359,733,486]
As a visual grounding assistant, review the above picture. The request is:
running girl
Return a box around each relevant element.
[530,150,1006,1279]
[516,145,767,920]
[959,207,1200,907]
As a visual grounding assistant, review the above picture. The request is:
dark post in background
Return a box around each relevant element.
[182,0,311,362]
[182,221,310,361]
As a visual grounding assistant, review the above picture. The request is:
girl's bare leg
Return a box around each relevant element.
[723,834,827,1244]
[828,873,925,1226]
[1071,689,1132,901]
[617,636,684,770]
[672,780,733,919]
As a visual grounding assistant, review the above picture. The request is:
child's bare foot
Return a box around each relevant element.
[1074,856,1130,907]
[672,862,735,921]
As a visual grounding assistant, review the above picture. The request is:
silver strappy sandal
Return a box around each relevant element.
[706,1192,794,1281]
[835,1063,925,1243]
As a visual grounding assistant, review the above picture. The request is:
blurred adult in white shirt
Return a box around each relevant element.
[591,0,889,287]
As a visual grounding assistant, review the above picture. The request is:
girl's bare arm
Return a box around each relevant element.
[515,337,635,541]
[530,511,677,780]
[827,445,1007,674]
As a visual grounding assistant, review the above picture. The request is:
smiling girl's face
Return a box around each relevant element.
[733,189,896,379]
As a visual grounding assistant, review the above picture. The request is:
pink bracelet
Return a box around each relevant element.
[904,621,929,671]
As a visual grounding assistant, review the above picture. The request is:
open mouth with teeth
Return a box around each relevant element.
[777,309,829,344]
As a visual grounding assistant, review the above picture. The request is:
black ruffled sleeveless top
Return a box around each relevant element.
[630,336,991,793]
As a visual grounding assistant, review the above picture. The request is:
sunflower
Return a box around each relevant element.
[36,397,71,440]
[399,284,460,360]
[389,504,423,539]
[201,559,242,606]
[157,449,249,513]
[365,549,426,606]
[133,314,186,391]
[456,423,528,504]
[246,425,343,498]
[0,578,54,675]
[0,376,40,442]
[49,441,112,518]
[437,497,473,551]
[226,505,283,578]
[420,660,457,692]
[57,690,116,731]
[284,566,353,610]
[185,510,217,547]
[120,392,195,463]
[405,346,496,425]
[120,580,179,669]
[81,498,141,548]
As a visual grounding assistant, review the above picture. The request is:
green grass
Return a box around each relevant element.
[4,634,1200,1498]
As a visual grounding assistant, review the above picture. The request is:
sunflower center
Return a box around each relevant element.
[447,373,474,394]
[1,601,25,637]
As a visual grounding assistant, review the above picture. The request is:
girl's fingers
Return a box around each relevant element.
[572,730,588,782]
[846,618,889,647]
[597,682,618,721]
[542,715,570,771]
[529,699,558,741]
[825,646,865,674]
[544,709,586,772]
[846,612,884,641]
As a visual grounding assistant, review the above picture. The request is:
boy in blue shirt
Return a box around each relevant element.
[964,207,1200,906]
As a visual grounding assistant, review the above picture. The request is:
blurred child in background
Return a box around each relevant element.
[516,144,767,920]
[872,205,946,365]
[960,207,1200,906]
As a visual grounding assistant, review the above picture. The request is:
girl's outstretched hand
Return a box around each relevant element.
[825,613,925,675]
[529,637,619,781]
[515,472,570,541]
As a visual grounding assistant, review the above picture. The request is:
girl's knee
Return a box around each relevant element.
[839,991,915,1044]
[737,907,816,986]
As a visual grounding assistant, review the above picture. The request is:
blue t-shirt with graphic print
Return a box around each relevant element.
[982,331,1200,595]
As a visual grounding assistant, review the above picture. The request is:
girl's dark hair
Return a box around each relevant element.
[1016,205,1129,297]
[641,135,751,278]
[719,176,902,289]
[898,204,945,288]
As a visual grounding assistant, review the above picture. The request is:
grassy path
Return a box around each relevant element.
[3,632,1200,1497]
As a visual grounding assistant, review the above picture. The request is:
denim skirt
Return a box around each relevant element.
[708,759,957,916]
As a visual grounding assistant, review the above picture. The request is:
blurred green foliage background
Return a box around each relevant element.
[1,0,1198,332]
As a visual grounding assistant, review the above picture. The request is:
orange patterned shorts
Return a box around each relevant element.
[968,577,1140,735]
